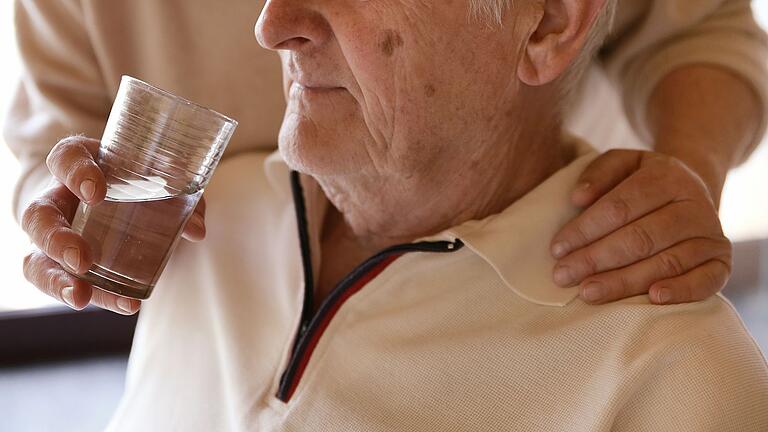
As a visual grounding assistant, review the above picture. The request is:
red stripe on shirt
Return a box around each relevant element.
[284,253,403,401]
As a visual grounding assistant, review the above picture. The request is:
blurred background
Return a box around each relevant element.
[1,2,767,431]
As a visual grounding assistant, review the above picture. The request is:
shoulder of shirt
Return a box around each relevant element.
[597,293,767,365]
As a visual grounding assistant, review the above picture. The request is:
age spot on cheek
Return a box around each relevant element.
[379,30,404,57]
[424,84,436,97]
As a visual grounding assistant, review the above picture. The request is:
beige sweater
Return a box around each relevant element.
[4,0,768,220]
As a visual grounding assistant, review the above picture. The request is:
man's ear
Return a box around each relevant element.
[518,0,608,86]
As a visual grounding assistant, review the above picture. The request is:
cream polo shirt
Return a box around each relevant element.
[106,141,768,432]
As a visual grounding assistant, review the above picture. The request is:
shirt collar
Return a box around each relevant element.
[435,138,598,306]
[265,138,598,307]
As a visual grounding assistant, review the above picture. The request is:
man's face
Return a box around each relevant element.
[256,0,540,179]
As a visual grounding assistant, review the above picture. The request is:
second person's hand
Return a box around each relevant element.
[550,149,732,305]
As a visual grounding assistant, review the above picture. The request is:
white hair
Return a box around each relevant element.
[469,0,617,102]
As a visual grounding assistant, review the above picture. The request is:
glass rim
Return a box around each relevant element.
[120,75,239,127]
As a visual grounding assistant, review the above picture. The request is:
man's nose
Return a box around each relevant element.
[255,0,329,51]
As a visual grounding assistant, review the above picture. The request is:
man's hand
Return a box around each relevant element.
[550,149,732,305]
[21,136,207,314]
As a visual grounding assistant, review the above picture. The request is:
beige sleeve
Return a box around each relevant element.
[603,0,768,159]
[612,300,768,431]
[3,0,111,221]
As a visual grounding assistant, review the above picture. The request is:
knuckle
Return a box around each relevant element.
[65,158,97,185]
[721,255,734,275]
[41,226,66,254]
[45,142,65,169]
[579,251,600,275]
[21,200,45,230]
[690,279,716,301]
[690,285,713,301]
[604,198,631,226]
[48,189,77,214]
[666,156,685,170]
[699,207,722,232]
[57,135,87,149]
[608,273,633,300]
[628,168,654,187]
[22,252,40,282]
[656,157,683,180]
[719,236,734,255]
[682,282,695,303]
[683,179,711,203]
[663,280,695,304]
[23,198,45,214]
[89,287,105,306]
[22,252,33,270]
[47,136,80,166]
[624,225,655,258]
[91,289,124,314]
[655,153,681,170]
[702,266,723,292]
[717,252,734,276]
[39,267,60,297]
[21,198,58,235]
[645,151,668,164]
[570,222,591,245]
[670,280,696,303]
[657,251,686,277]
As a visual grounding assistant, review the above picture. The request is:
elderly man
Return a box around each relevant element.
[10,0,768,314]
[87,0,768,430]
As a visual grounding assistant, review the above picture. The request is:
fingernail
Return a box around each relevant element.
[553,265,574,287]
[61,286,76,308]
[80,179,96,202]
[552,242,569,258]
[656,288,672,304]
[117,297,133,314]
[63,247,81,272]
[189,213,205,232]
[581,282,604,302]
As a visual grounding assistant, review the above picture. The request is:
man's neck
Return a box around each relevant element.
[314,122,567,257]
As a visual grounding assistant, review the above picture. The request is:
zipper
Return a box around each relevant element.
[279,171,464,402]
[277,239,463,402]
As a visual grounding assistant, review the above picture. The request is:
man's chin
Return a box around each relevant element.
[277,137,361,177]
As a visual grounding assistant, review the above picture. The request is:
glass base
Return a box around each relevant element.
[68,265,154,300]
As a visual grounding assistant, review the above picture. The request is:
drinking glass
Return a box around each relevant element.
[69,76,237,299]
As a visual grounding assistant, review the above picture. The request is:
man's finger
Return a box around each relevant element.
[570,149,643,208]
[648,259,731,305]
[22,250,92,310]
[42,182,82,222]
[182,195,206,242]
[21,194,94,274]
[23,250,140,315]
[575,238,730,304]
[90,288,141,315]
[46,136,106,205]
